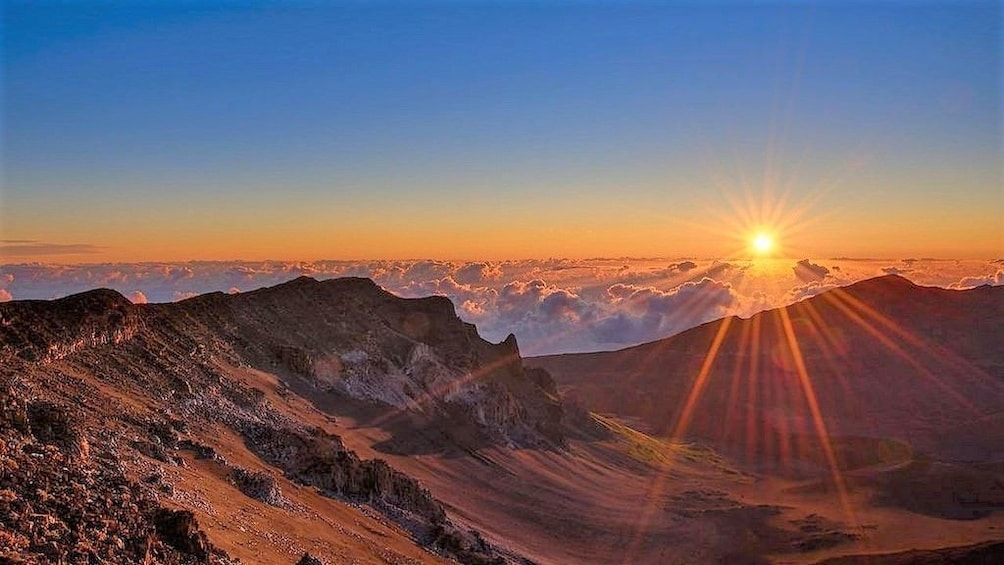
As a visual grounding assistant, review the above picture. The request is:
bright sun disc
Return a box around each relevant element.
[753,233,773,254]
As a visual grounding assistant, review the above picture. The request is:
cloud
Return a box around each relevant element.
[949,270,1004,290]
[404,260,454,282]
[591,278,738,345]
[703,261,736,279]
[881,266,913,276]
[787,281,841,302]
[452,262,503,285]
[391,274,739,353]
[164,266,195,281]
[127,290,148,304]
[0,289,11,302]
[669,260,698,273]
[459,299,487,318]
[0,241,103,256]
[793,259,830,282]
[496,280,590,324]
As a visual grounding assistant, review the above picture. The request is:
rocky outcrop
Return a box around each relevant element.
[26,401,90,460]
[174,276,568,449]
[153,509,212,559]
[525,367,558,396]
[295,554,324,565]
[0,289,141,362]
[240,422,446,524]
[229,468,287,507]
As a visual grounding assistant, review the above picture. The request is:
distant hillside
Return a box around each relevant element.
[530,275,1004,467]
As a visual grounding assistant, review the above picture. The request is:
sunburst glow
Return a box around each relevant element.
[752,233,774,254]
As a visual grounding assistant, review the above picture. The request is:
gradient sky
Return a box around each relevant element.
[2,1,1001,262]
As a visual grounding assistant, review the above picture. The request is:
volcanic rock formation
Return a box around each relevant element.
[0,277,568,563]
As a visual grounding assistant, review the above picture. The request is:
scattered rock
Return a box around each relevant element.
[26,401,89,459]
[229,467,286,507]
[0,376,236,564]
[178,439,226,464]
[295,553,324,565]
[153,509,211,558]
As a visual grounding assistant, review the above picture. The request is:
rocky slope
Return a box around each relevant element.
[0,276,567,564]
[0,375,235,564]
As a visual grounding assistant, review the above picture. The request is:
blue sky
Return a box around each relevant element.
[2,1,1001,260]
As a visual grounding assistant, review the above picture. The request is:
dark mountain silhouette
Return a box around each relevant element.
[531,275,1004,463]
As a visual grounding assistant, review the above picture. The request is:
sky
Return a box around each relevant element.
[2,0,1001,262]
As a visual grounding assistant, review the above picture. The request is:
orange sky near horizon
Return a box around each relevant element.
[2,194,1001,263]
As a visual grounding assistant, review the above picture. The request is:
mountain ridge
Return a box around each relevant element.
[530,275,1004,464]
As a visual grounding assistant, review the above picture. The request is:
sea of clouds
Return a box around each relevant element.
[1,257,1001,356]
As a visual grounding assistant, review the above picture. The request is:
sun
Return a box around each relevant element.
[752,233,774,255]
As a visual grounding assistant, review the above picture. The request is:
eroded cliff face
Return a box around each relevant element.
[172,276,566,448]
[0,289,142,362]
[1,277,567,449]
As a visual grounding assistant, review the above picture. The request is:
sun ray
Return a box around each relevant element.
[829,287,1003,395]
[778,307,859,530]
[620,316,734,563]
[819,290,985,414]
[744,314,764,464]
[722,317,753,445]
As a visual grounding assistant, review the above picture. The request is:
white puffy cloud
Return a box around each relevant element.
[591,278,738,345]
[452,262,502,285]
[494,280,594,328]
[950,270,1004,290]
[403,260,454,283]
